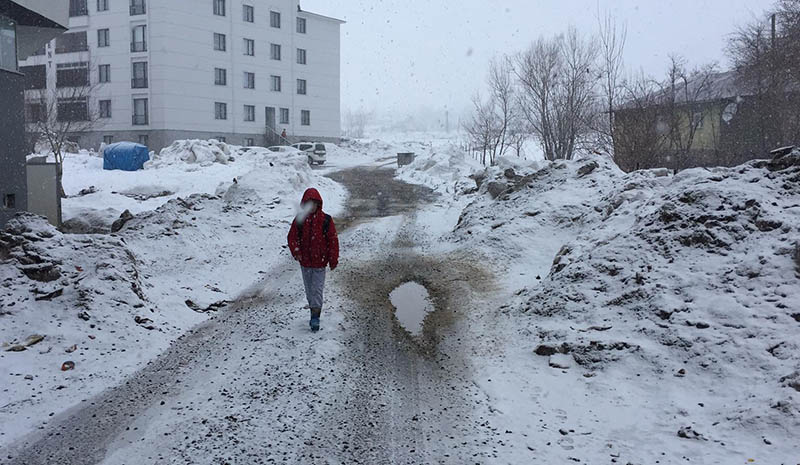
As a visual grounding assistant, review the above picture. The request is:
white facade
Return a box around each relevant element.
[19,0,343,150]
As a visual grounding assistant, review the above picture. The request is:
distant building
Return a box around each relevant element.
[19,0,344,152]
[612,70,796,172]
[0,0,68,227]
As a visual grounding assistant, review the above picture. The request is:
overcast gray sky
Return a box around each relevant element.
[302,0,775,118]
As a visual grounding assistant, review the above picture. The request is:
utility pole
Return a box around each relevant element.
[770,13,776,50]
[772,13,777,49]
[445,110,449,133]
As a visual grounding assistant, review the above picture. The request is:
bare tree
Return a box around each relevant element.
[343,108,371,139]
[485,57,516,163]
[508,117,529,158]
[596,10,627,156]
[462,57,518,166]
[613,71,669,171]
[658,56,718,170]
[463,92,494,166]
[515,27,599,161]
[27,59,101,197]
[727,0,800,153]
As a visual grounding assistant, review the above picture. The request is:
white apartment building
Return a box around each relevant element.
[19,0,344,151]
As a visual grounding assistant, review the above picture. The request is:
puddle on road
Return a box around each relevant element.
[389,282,435,336]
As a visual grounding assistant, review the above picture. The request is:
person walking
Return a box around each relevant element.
[287,188,339,332]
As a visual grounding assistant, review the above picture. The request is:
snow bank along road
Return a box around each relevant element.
[4,167,505,464]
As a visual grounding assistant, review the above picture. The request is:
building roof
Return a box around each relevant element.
[671,70,741,103]
[3,0,68,29]
[3,0,69,61]
[614,70,743,112]
[297,6,346,24]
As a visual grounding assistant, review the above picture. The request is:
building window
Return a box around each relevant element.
[270,43,281,60]
[97,0,109,12]
[213,0,225,16]
[99,100,112,118]
[215,102,227,120]
[103,135,114,144]
[297,48,307,65]
[98,29,110,47]
[244,105,255,122]
[245,137,254,146]
[20,65,46,90]
[130,0,146,15]
[244,38,254,56]
[270,75,281,92]
[0,16,16,72]
[25,101,45,123]
[297,79,307,95]
[132,62,148,88]
[213,0,226,16]
[98,64,111,83]
[301,110,310,126]
[214,33,226,51]
[131,25,147,52]
[133,98,148,125]
[57,62,90,88]
[2,194,16,209]
[70,0,88,17]
[214,67,227,85]
[138,134,149,146]
[693,112,705,129]
[297,17,306,34]
[280,107,289,124]
[56,31,89,54]
[243,4,254,22]
[243,71,255,89]
[57,97,89,122]
[270,11,281,28]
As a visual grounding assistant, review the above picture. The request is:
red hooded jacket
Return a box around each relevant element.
[287,188,339,269]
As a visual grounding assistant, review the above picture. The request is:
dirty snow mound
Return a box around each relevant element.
[396,143,483,195]
[147,139,232,168]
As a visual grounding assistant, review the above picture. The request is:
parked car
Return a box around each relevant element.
[291,142,327,165]
[267,145,302,154]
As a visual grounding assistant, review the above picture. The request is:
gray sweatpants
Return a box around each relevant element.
[300,266,327,309]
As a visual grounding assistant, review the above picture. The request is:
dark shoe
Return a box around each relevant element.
[310,308,321,332]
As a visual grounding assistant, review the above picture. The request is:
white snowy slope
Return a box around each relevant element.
[0,141,344,449]
[399,146,800,463]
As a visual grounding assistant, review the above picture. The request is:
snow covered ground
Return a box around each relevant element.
[0,140,347,448]
[2,133,799,463]
[399,146,800,463]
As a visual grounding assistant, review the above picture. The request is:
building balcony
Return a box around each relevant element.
[132,114,148,125]
[130,41,147,53]
[131,78,148,89]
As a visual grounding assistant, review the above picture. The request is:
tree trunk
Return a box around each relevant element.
[57,161,66,199]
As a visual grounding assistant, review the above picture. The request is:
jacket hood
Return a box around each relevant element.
[301,188,323,209]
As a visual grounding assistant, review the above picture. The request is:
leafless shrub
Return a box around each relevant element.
[514,27,599,161]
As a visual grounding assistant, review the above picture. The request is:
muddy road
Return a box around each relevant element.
[3,166,499,465]
[303,167,497,463]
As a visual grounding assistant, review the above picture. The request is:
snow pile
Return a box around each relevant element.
[146,139,232,168]
[453,151,800,460]
[0,214,204,445]
[60,140,319,230]
[452,154,626,277]
[396,143,483,195]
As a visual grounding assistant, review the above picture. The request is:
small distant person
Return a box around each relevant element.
[281,128,287,140]
[287,188,339,332]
